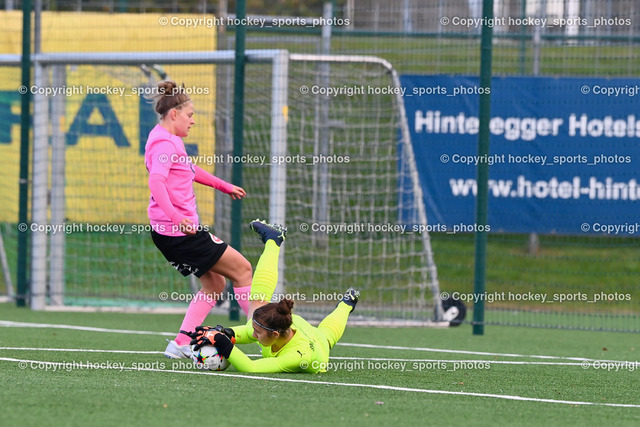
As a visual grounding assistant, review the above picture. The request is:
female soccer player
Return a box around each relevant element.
[145,80,253,359]
[185,220,360,373]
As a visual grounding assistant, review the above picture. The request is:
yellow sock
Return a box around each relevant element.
[249,240,280,302]
[316,302,352,349]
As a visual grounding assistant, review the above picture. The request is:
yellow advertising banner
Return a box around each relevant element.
[0,11,219,224]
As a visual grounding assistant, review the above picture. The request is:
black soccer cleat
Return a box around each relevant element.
[341,287,360,313]
[250,219,287,246]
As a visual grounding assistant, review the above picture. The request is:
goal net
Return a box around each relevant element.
[215,52,444,325]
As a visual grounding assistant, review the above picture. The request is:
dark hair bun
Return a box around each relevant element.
[150,80,191,117]
[276,298,294,315]
[157,80,177,96]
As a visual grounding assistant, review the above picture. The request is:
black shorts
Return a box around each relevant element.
[151,230,228,278]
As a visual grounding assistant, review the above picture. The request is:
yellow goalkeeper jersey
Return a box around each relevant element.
[228,314,329,373]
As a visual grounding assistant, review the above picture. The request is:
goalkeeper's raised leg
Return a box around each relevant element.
[246,219,287,319]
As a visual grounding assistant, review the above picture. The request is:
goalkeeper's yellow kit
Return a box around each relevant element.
[229,302,352,373]
[226,239,352,373]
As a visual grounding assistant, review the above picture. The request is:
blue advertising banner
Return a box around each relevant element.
[400,75,640,235]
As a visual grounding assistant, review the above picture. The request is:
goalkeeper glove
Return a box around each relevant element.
[191,330,234,358]
[181,326,236,356]
[212,324,236,341]
[208,332,234,359]
[181,325,235,343]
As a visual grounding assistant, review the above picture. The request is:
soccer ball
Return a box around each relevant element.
[191,345,230,371]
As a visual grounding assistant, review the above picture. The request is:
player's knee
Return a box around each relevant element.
[234,257,253,283]
[228,258,253,287]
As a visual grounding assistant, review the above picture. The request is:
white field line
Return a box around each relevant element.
[0,320,175,336]
[0,347,623,367]
[335,342,628,363]
[1,356,639,409]
[0,320,633,364]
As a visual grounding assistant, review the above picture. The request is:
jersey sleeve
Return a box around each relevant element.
[146,140,176,179]
[148,174,181,224]
[193,165,234,193]
[227,346,307,373]
[230,321,258,345]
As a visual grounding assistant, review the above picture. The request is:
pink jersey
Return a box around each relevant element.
[145,124,198,236]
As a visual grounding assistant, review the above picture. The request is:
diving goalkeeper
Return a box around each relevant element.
[183,220,359,373]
